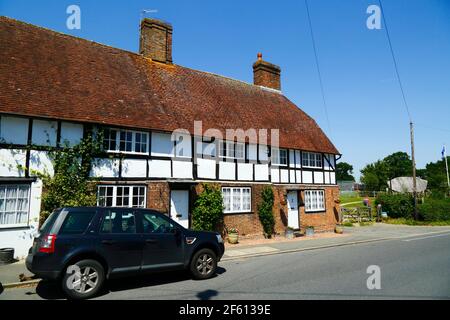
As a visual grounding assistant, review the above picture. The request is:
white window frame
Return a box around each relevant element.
[0,184,31,229]
[97,185,147,208]
[302,152,323,169]
[219,141,245,160]
[222,187,251,213]
[304,190,325,212]
[103,128,149,155]
[271,148,288,166]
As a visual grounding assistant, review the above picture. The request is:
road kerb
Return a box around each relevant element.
[222,230,450,261]
[2,279,41,289]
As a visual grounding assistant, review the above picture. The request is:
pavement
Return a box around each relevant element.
[0,260,36,288]
[1,223,450,298]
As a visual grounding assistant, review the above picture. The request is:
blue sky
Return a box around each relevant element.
[1,0,449,180]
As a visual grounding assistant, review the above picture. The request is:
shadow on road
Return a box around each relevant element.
[35,267,227,300]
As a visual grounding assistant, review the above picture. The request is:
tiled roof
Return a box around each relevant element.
[0,16,339,154]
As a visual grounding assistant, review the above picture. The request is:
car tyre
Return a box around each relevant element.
[190,248,217,280]
[62,259,105,300]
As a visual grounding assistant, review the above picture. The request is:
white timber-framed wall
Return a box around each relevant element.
[0,113,338,258]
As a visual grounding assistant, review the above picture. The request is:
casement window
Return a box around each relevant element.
[222,187,251,213]
[302,152,323,168]
[0,184,30,228]
[304,190,325,212]
[97,185,146,208]
[271,148,288,166]
[103,128,148,154]
[219,141,244,159]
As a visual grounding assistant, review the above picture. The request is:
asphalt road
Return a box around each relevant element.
[1,231,450,300]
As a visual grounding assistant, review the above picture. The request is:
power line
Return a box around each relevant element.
[378,0,412,122]
[304,0,332,136]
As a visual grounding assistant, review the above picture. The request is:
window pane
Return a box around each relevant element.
[102,210,136,234]
[222,188,231,212]
[0,185,30,226]
[59,211,96,235]
[142,213,174,233]
[232,188,241,211]
[235,143,244,159]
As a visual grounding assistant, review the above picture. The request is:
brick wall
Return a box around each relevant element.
[147,181,170,214]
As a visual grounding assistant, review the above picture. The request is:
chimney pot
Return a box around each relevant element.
[253,53,281,90]
[139,18,173,64]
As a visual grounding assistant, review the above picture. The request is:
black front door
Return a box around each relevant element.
[97,208,143,275]
[139,211,184,271]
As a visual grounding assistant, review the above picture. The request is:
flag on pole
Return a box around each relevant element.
[443,145,446,159]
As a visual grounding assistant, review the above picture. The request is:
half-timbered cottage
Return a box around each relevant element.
[0,17,340,258]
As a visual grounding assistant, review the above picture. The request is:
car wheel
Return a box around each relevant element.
[190,248,217,280]
[62,259,105,300]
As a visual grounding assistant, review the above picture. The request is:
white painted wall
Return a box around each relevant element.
[172,161,193,179]
[290,170,296,183]
[60,122,83,147]
[303,171,313,184]
[237,163,253,181]
[197,158,216,179]
[314,171,324,184]
[254,164,269,181]
[0,116,28,145]
[121,159,147,178]
[325,171,330,184]
[32,119,57,146]
[0,149,26,177]
[280,169,289,183]
[219,161,235,180]
[151,132,173,157]
[0,180,42,259]
[90,158,120,178]
[29,150,54,176]
[330,172,336,184]
[270,168,279,183]
[173,133,192,158]
[148,159,171,178]
[296,170,302,183]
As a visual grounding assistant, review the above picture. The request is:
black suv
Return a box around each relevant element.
[26,207,225,299]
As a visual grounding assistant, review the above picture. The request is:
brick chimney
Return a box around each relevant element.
[139,18,173,64]
[252,53,281,90]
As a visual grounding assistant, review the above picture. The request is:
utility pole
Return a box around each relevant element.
[410,121,418,220]
[444,145,450,196]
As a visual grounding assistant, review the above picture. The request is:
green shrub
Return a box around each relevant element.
[192,183,224,232]
[258,186,275,237]
[418,197,450,221]
[375,193,414,219]
[37,133,103,225]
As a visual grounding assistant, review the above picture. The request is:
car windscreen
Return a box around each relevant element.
[59,210,96,235]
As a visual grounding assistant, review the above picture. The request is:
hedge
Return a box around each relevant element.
[418,198,450,221]
[375,193,414,219]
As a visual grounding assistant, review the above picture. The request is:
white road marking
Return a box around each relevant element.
[402,232,450,242]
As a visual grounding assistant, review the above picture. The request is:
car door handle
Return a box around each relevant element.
[176,214,182,218]
[101,240,116,245]
[145,239,158,244]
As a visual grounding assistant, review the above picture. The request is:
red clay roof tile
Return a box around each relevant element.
[0,16,339,154]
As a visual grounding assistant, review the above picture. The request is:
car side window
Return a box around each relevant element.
[59,211,96,235]
[101,210,136,234]
[142,212,175,234]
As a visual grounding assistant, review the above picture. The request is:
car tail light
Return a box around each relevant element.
[38,234,57,253]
